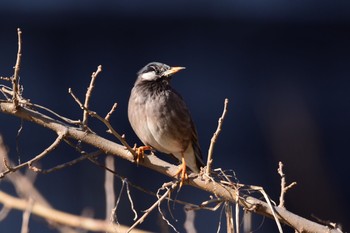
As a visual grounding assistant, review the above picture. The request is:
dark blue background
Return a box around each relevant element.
[0,1,349,232]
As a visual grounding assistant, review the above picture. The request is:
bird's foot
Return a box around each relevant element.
[132,145,152,164]
[174,157,188,188]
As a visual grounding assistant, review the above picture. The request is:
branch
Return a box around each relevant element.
[82,65,102,128]
[206,98,229,174]
[0,102,342,233]
[11,28,22,108]
[278,161,297,208]
[0,191,151,233]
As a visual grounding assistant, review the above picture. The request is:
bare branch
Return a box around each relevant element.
[30,103,81,125]
[12,28,22,108]
[278,161,297,208]
[37,150,102,174]
[0,101,343,233]
[105,102,118,122]
[125,179,138,221]
[157,182,179,233]
[68,88,84,107]
[0,191,151,233]
[206,98,229,175]
[0,76,11,81]
[83,65,102,128]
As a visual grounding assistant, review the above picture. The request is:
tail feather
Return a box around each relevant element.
[192,137,205,170]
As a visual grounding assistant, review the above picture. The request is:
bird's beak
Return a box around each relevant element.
[163,66,186,76]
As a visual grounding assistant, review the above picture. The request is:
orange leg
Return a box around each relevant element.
[133,145,152,164]
[174,153,188,188]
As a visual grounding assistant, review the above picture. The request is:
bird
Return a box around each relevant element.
[128,62,204,186]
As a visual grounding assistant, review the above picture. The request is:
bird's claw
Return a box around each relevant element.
[132,145,152,164]
[174,156,188,188]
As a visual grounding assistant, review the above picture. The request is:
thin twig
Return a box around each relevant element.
[68,88,83,107]
[0,76,11,81]
[30,103,81,125]
[188,198,223,211]
[127,182,178,233]
[111,178,125,225]
[0,85,12,100]
[83,65,102,128]
[12,28,22,109]
[125,179,138,221]
[216,204,226,233]
[278,161,297,208]
[0,132,65,178]
[38,150,102,174]
[157,183,179,233]
[206,98,229,175]
[105,102,118,122]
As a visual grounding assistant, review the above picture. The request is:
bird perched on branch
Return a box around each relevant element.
[128,62,204,186]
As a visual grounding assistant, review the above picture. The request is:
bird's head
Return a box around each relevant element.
[137,62,185,82]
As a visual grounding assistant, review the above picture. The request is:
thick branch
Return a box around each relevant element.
[0,102,341,233]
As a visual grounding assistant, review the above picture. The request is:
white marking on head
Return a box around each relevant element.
[139,71,157,81]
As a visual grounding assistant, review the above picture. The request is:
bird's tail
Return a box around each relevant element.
[192,137,205,170]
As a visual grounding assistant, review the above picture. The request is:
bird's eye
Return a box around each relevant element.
[148,66,157,72]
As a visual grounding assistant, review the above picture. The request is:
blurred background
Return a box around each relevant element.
[0,1,349,232]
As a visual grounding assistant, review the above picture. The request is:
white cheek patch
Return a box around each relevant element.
[140,71,157,81]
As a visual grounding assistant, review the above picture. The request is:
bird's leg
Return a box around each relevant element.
[174,153,188,188]
[132,145,152,164]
